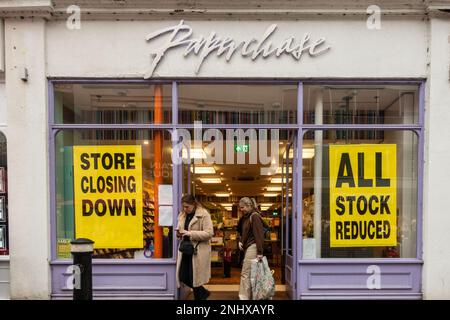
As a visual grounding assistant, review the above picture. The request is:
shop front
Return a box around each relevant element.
[48,79,423,300]
[4,1,450,300]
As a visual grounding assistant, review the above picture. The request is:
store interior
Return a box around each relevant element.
[183,131,295,285]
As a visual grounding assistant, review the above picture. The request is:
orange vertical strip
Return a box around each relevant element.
[153,85,163,258]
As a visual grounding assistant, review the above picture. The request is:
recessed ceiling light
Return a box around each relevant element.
[191,166,216,174]
[266,186,282,192]
[263,193,279,197]
[303,148,315,159]
[270,177,291,184]
[182,148,207,159]
[215,193,230,197]
[276,167,293,174]
[199,177,222,184]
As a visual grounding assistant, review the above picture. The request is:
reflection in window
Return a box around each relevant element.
[55,129,173,259]
[303,85,419,125]
[302,130,418,259]
[178,84,298,124]
[54,83,172,124]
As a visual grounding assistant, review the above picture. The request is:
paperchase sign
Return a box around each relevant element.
[144,20,331,78]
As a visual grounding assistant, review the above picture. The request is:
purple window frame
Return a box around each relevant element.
[48,78,425,300]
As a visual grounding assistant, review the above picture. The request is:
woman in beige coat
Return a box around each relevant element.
[176,194,214,300]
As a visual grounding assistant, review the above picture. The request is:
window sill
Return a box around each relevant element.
[298,258,423,264]
[50,258,177,265]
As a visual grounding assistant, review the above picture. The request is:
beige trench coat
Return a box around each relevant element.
[176,206,214,288]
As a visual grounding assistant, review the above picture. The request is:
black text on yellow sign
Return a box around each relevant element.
[73,146,143,249]
[329,144,397,247]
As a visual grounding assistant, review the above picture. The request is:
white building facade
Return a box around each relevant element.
[0,0,449,299]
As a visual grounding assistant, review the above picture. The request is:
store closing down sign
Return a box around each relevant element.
[329,144,397,247]
[73,146,143,249]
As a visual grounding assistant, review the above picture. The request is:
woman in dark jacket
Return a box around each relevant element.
[237,197,265,300]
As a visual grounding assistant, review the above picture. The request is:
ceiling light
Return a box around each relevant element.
[271,177,291,184]
[191,166,216,174]
[182,148,207,159]
[266,186,282,192]
[303,148,315,159]
[143,140,149,145]
[276,167,293,174]
[263,193,279,197]
[283,148,315,159]
[215,193,230,197]
[199,177,222,184]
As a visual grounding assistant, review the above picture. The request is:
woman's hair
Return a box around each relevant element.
[181,194,198,205]
[239,197,259,212]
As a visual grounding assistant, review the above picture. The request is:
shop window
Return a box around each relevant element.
[55,129,173,259]
[303,85,419,125]
[302,130,418,259]
[0,132,7,255]
[54,84,172,124]
[178,84,298,124]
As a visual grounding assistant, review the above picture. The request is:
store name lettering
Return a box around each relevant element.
[144,20,331,78]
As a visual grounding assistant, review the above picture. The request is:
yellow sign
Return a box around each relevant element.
[329,144,397,247]
[73,146,143,249]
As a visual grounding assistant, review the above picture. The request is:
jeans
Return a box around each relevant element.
[239,243,257,300]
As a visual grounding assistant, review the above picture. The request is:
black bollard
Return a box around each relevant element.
[70,238,94,300]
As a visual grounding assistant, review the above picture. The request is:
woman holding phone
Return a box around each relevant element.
[176,194,214,300]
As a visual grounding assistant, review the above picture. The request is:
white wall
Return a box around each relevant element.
[5,19,50,299]
[46,18,428,78]
[0,16,436,299]
[423,17,450,299]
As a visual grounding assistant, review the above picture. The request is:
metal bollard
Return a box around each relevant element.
[70,238,94,300]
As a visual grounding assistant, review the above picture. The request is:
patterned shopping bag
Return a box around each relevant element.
[250,256,276,300]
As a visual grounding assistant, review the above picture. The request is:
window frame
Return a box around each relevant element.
[49,79,425,264]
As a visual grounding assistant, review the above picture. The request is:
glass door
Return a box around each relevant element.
[282,131,297,299]
[175,132,192,299]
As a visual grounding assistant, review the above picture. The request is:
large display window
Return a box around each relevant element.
[301,129,418,259]
[55,129,173,259]
[300,83,421,260]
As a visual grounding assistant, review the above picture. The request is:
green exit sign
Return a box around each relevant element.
[235,144,250,153]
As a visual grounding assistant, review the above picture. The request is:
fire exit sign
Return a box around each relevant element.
[235,144,249,153]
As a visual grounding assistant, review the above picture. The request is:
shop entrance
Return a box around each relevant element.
[177,129,296,300]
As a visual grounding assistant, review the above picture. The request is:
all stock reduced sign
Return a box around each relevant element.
[329,144,397,248]
[73,145,143,249]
